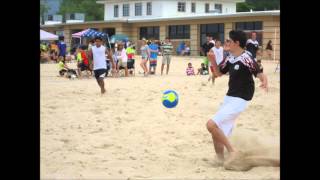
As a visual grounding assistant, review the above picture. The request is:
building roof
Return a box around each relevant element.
[96,0,245,4]
[128,10,280,23]
[40,10,279,28]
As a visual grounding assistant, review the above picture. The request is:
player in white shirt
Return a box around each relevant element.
[208,40,224,84]
[88,37,115,94]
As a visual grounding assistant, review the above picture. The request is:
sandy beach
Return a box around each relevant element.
[40,56,280,179]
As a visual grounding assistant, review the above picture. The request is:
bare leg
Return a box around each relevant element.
[97,78,106,94]
[144,62,148,74]
[213,136,225,160]
[166,64,170,75]
[161,64,165,75]
[124,67,129,77]
[206,120,235,153]
[77,68,82,78]
[140,61,145,73]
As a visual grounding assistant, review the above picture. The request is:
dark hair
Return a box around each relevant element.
[257,59,262,63]
[90,39,95,43]
[206,33,213,37]
[165,37,170,40]
[229,30,247,49]
[94,36,103,41]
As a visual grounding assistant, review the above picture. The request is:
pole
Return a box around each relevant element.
[274,28,276,62]
[106,33,111,49]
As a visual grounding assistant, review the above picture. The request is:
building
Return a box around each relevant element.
[100,0,242,20]
[40,0,280,60]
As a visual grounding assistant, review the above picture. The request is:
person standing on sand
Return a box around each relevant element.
[140,38,150,76]
[88,37,115,94]
[160,37,173,75]
[206,30,268,167]
[245,31,260,61]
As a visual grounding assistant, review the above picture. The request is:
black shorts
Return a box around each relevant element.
[59,69,67,76]
[78,63,88,71]
[94,69,107,80]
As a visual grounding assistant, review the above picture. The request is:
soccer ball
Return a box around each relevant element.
[162,90,179,108]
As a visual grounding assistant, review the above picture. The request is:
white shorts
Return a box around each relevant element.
[211,96,248,137]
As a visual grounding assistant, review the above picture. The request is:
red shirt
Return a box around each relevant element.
[81,51,88,65]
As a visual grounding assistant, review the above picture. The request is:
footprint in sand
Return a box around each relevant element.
[237,123,243,127]
[246,127,258,131]
[251,105,263,110]
[93,109,102,114]
[89,128,103,134]
[60,139,70,144]
[48,105,57,109]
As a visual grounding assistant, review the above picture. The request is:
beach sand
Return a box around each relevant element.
[41,56,280,179]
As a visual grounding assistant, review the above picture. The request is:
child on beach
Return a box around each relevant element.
[186,62,195,76]
[148,40,159,75]
[257,59,263,73]
[116,42,128,77]
[197,63,209,75]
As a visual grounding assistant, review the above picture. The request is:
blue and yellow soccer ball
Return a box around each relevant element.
[162,90,179,108]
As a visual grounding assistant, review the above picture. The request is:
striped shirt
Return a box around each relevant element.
[186,67,195,76]
[161,42,173,56]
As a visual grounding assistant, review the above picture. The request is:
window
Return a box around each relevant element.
[114,5,119,17]
[168,25,190,39]
[191,3,196,13]
[70,13,75,20]
[235,21,263,30]
[147,2,152,15]
[215,4,222,13]
[135,3,142,16]
[205,3,210,13]
[235,21,263,44]
[103,28,115,37]
[140,26,159,40]
[178,2,186,12]
[200,23,225,46]
[47,15,53,21]
[123,4,130,17]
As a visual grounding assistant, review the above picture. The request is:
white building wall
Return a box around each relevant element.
[104,0,238,20]
[105,1,163,20]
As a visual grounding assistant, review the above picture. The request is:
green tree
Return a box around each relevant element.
[40,0,50,24]
[237,0,280,12]
[59,0,104,21]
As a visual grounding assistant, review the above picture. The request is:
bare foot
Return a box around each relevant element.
[216,155,225,166]
[101,88,106,94]
[224,151,242,167]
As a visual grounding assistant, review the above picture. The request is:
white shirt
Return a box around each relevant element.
[92,45,107,70]
[116,49,128,63]
[212,46,224,65]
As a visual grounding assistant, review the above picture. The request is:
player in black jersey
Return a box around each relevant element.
[206,30,268,167]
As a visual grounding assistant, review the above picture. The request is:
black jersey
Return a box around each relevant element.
[246,39,259,59]
[201,41,215,56]
[219,51,262,101]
